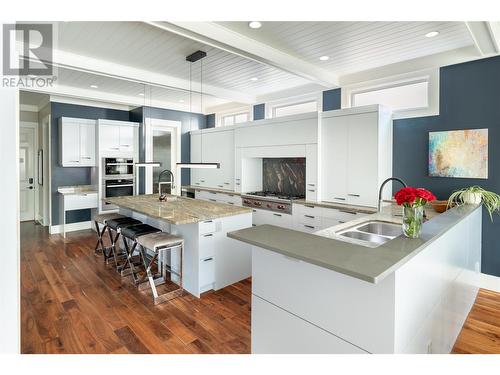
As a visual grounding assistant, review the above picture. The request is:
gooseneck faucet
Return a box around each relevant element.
[158,169,175,197]
[378,177,407,212]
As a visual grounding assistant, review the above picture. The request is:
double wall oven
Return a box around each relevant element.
[102,158,135,211]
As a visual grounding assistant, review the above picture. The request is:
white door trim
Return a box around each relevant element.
[144,118,182,195]
[19,122,39,222]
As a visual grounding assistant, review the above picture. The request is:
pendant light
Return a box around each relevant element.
[176,50,220,170]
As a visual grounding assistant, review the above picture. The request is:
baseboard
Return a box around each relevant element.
[49,221,92,234]
[478,273,500,293]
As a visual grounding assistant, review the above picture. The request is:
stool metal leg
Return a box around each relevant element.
[119,237,144,283]
[94,221,108,256]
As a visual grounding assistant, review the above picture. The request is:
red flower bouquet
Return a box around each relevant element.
[394,187,436,238]
[395,187,436,208]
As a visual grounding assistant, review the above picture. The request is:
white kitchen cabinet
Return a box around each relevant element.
[59,117,96,167]
[292,203,369,233]
[199,130,235,190]
[305,144,318,201]
[252,208,293,229]
[194,189,242,206]
[321,105,392,208]
[97,120,139,156]
[190,133,203,186]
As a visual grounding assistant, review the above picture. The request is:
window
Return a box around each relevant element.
[272,100,318,118]
[221,112,249,126]
[352,80,428,111]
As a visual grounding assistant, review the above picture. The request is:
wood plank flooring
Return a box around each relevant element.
[20,222,250,354]
[20,222,500,354]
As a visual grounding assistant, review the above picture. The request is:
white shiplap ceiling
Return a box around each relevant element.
[216,21,475,75]
[28,21,483,112]
[56,22,309,98]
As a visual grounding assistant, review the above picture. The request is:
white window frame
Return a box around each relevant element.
[341,69,439,120]
[216,106,252,127]
[266,92,321,119]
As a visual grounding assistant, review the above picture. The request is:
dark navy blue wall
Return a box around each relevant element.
[206,113,216,128]
[253,103,265,120]
[138,106,207,192]
[50,102,131,225]
[393,55,500,276]
[322,88,341,111]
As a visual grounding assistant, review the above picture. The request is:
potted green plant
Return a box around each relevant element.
[447,186,500,221]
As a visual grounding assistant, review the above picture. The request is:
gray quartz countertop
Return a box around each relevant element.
[227,204,480,284]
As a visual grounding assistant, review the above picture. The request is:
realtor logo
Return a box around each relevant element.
[3,23,53,76]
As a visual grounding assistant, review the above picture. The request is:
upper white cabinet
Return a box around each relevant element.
[320,105,392,207]
[190,129,235,190]
[58,117,96,167]
[97,119,139,156]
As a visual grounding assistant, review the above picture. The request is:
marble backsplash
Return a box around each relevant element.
[262,158,306,196]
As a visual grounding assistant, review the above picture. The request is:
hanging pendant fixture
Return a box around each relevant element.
[176,50,220,170]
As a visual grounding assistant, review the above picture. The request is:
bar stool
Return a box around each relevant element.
[119,223,161,283]
[136,232,184,305]
[93,213,126,259]
[106,217,142,269]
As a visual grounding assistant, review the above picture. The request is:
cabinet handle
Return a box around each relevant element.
[218,185,224,188]
[110,147,120,150]
[121,144,130,147]
[236,183,241,186]
[203,234,213,237]
[252,224,256,227]
[339,210,357,215]
[203,220,213,223]
[333,197,346,201]
[252,210,256,212]
[224,182,230,185]
[203,257,213,262]
[209,199,217,202]
[304,204,315,208]
[69,160,80,163]
[339,220,346,224]
[195,183,200,185]
[304,225,315,229]
[201,180,205,182]
[304,215,315,219]
[235,178,241,181]
[209,191,217,194]
[81,156,92,159]
[273,213,282,217]
[348,193,360,197]
[307,183,315,187]
[308,189,316,192]
[227,202,234,205]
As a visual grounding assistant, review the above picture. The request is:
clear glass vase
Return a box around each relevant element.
[402,206,424,238]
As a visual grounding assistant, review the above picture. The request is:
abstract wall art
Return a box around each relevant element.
[429,129,488,179]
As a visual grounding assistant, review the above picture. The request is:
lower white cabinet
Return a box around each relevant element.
[292,203,369,233]
[252,295,366,354]
[199,257,215,292]
[194,189,242,206]
[252,208,293,229]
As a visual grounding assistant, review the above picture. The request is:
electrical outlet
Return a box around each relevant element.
[426,340,432,354]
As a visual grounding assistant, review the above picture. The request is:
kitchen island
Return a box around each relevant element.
[105,194,253,297]
[228,204,482,354]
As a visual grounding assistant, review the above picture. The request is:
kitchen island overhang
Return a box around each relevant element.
[105,194,253,298]
[228,205,482,354]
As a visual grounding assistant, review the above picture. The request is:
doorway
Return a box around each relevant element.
[144,118,181,195]
[19,123,38,222]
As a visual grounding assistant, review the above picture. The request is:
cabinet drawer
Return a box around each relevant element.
[199,220,216,235]
[294,203,321,217]
[295,223,321,233]
[252,295,366,354]
[322,217,345,229]
[321,207,366,222]
[64,193,98,210]
[297,212,322,226]
[199,233,216,259]
[199,257,215,290]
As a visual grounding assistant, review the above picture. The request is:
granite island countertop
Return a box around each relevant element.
[227,204,480,284]
[105,194,252,225]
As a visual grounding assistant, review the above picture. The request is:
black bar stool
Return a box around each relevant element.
[119,223,161,283]
[136,232,184,305]
[93,213,125,259]
[106,217,142,269]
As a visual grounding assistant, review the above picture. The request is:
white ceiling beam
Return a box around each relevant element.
[18,43,256,104]
[147,21,339,88]
[465,22,500,56]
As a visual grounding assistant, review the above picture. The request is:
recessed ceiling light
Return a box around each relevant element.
[425,31,439,38]
[319,55,330,61]
[90,84,98,89]
[250,77,258,81]
[248,21,262,29]
[138,93,144,96]
[179,99,185,103]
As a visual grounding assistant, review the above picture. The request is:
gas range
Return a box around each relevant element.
[242,191,305,215]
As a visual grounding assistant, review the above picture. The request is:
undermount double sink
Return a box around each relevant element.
[336,220,402,247]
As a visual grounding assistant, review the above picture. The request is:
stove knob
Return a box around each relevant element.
[267,203,272,208]
[254,202,261,206]
[277,205,284,209]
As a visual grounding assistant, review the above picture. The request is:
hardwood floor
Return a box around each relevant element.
[20,222,500,354]
[20,222,250,354]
